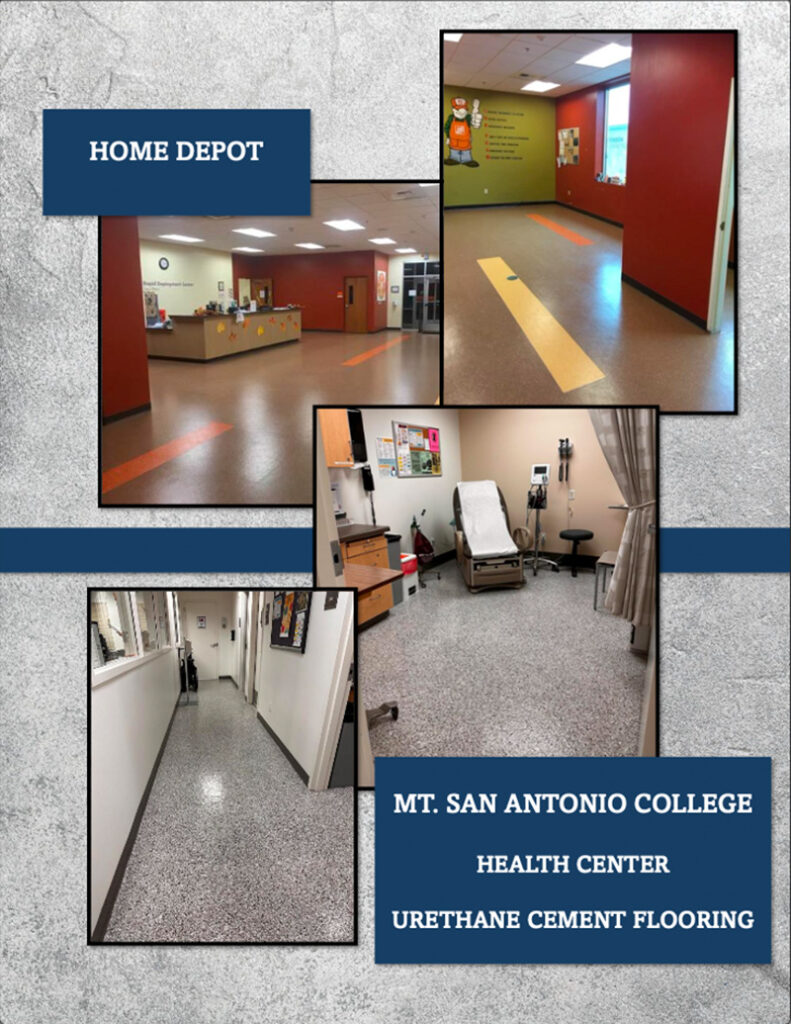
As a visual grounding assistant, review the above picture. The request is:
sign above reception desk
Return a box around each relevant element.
[42,109,310,215]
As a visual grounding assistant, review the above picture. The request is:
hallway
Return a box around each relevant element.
[443,204,734,411]
[103,678,354,943]
[101,328,439,505]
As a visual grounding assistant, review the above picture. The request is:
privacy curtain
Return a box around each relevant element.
[588,408,656,627]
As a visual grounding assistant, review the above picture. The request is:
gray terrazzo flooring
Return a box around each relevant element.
[102,678,354,943]
[361,565,647,760]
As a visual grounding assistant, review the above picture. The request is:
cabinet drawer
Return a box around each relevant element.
[344,535,387,560]
[346,546,389,570]
[357,583,393,624]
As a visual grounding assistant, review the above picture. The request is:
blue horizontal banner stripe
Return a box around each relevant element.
[0,528,313,573]
[659,528,789,573]
[0,528,787,574]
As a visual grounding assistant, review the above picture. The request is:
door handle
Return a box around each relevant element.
[210,642,219,648]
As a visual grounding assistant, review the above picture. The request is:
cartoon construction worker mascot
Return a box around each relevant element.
[444,97,482,167]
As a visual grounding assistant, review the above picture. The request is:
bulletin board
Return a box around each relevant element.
[392,421,442,477]
[270,591,312,653]
[558,126,579,165]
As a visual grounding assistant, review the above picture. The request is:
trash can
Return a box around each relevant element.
[385,533,403,605]
[400,553,419,601]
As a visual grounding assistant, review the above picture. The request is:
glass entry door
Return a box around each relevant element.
[401,261,440,333]
[421,276,440,332]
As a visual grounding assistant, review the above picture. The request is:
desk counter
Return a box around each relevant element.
[146,309,301,362]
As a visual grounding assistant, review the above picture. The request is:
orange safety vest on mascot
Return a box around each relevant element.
[449,118,471,150]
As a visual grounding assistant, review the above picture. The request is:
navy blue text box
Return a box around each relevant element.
[375,757,771,964]
[43,110,310,214]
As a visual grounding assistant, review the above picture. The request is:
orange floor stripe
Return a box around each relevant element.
[102,421,233,494]
[527,213,593,246]
[343,333,411,366]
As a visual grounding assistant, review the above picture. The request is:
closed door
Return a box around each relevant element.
[344,276,368,333]
[251,278,273,307]
[184,603,219,680]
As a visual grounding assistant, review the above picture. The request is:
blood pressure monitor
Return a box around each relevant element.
[531,464,550,485]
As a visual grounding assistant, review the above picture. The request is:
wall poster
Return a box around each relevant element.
[558,126,580,165]
[270,590,312,652]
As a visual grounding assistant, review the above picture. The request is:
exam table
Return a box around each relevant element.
[453,481,524,592]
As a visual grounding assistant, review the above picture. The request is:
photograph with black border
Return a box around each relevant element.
[98,180,440,508]
[440,29,737,413]
[88,585,358,944]
[314,404,659,789]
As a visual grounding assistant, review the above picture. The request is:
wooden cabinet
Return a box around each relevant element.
[357,581,393,624]
[318,407,367,467]
[340,532,396,626]
[342,535,388,565]
[319,409,355,467]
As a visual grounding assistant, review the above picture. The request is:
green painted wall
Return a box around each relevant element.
[442,86,556,207]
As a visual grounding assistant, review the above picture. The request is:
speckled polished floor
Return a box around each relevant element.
[103,678,354,943]
[443,204,735,411]
[361,565,646,763]
[102,328,439,505]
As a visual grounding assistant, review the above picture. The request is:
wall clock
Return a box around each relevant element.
[159,257,169,270]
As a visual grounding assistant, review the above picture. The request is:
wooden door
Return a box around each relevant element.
[251,278,273,307]
[344,276,368,333]
[318,408,353,467]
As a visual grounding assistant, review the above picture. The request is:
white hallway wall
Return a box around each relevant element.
[256,590,353,782]
[330,407,461,558]
[90,649,180,933]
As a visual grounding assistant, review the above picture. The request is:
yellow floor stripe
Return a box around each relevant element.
[477,257,605,393]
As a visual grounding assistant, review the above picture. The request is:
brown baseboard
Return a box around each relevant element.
[257,712,308,785]
[621,274,707,330]
[102,402,151,425]
[90,695,179,942]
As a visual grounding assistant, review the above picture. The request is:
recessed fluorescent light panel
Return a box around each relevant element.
[294,243,325,250]
[576,43,631,68]
[418,183,439,187]
[521,81,560,93]
[369,237,396,244]
[444,33,463,42]
[323,219,365,231]
[158,234,204,243]
[395,248,417,254]
[233,246,265,253]
[232,227,276,238]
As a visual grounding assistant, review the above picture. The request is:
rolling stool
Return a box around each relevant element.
[559,528,594,577]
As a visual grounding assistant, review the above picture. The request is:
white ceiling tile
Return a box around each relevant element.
[444,31,631,92]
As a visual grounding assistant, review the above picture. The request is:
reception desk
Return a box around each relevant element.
[146,309,301,362]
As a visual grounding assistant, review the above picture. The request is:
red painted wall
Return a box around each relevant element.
[101,217,150,420]
[622,32,734,321]
[232,250,389,332]
[555,82,627,225]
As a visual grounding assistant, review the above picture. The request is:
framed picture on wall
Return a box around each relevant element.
[270,590,312,653]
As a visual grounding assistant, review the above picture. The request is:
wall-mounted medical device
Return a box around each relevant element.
[558,438,573,482]
[531,463,550,485]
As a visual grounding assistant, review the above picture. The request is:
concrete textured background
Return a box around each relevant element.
[0,2,789,1022]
